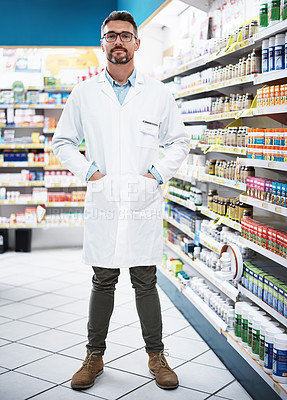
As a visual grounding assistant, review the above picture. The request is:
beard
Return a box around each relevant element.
[107,47,132,64]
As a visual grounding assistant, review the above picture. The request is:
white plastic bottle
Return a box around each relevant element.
[262,39,269,73]
[275,33,285,70]
[285,32,287,70]
[268,36,275,71]
[264,327,285,374]
[220,252,231,273]
[273,333,287,383]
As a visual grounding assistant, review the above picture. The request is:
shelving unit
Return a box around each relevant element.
[237,158,287,171]
[164,192,201,212]
[240,195,287,217]
[165,239,239,301]
[200,144,247,155]
[201,173,246,191]
[201,206,241,232]
[240,237,287,268]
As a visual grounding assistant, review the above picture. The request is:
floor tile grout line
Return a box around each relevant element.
[114,379,157,400]
[104,364,156,381]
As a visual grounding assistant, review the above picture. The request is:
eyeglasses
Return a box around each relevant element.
[102,31,137,42]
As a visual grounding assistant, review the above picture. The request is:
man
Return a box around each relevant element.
[52,11,189,391]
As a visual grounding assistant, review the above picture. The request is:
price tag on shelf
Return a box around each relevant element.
[233,148,239,153]
[9,201,16,204]
[241,196,247,202]
[262,202,268,209]
[0,200,4,204]
[275,206,282,213]
[2,182,9,186]
[268,162,275,168]
[28,104,36,108]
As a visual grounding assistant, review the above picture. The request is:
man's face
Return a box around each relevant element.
[101,20,140,65]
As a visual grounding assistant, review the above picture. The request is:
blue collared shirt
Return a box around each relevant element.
[85,69,163,184]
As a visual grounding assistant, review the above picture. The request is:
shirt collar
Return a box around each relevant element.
[105,68,136,87]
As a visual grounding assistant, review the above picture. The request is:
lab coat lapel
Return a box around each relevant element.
[97,71,119,105]
[122,71,144,107]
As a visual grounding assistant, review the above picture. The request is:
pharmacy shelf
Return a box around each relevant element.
[165,239,239,301]
[175,74,255,100]
[200,144,247,155]
[201,206,241,232]
[253,105,287,116]
[0,181,44,187]
[223,330,287,400]
[0,200,45,205]
[182,110,253,123]
[46,202,85,207]
[255,20,287,42]
[0,223,45,229]
[240,195,287,217]
[163,214,195,239]
[0,104,64,109]
[0,144,44,149]
[201,173,246,191]
[0,222,84,229]
[45,183,87,188]
[161,37,255,83]
[254,69,287,85]
[174,172,193,184]
[159,263,228,333]
[164,193,201,212]
[0,125,44,129]
[238,284,287,328]
[240,237,287,269]
[199,231,224,255]
[237,158,287,171]
[0,162,44,168]
[43,129,56,134]
[44,165,67,170]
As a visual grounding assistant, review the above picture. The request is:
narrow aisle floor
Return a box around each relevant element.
[0,249,253,400]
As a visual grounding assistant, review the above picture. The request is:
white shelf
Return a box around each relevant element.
[164,193,201,212]
[159,264,228,333]
[0,200,45,205]
[0,181,44,187]
[165,239,239,301]
[201,206,241,232]
[46,202,85,207]
[200,144,247,155]
[0,162,44,168]
[182,113,210,123]
[237,158,287,171]
[201,173,246,191]
[224,330,287,400]
[240,195,287,217]
[255,20,287,42]
[175,75,255,100]
[163,215,195,239]
[0,104,64,109]
[238,284,287,328]
[253,105,287,116]
[0,143,44,149]
[174,172,193,182]
[45,183,87,188]
[199,231,224,255]
[240,237,287,269]
[254,69,287,85]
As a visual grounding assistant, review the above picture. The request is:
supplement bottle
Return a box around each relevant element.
[251,49,261,74]
[269,36,275,71]
[275,34,285,70]
[273,333,287,383]
[259,1,269,27]
[264,327,284,374]
[262,39,269,73]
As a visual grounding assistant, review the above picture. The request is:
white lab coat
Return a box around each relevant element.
[52,70,189,268]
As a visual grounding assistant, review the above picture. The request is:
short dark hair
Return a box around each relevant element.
[101,11,138,37]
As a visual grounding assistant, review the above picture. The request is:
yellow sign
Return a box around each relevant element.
[46,49,99,75]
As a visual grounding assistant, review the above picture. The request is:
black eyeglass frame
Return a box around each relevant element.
[101,31,138,42]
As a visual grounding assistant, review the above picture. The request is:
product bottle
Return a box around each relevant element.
[251,49,261,74]
[273,333,287,383]
[262,40,269,73]
[260,1,269,27]
[283,0,287,20]
[269,0,281,25]
[269,36,275,71]
[275,33,285,70]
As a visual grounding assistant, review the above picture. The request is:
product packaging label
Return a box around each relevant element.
[264,342,274,370]
[273,349,287,377]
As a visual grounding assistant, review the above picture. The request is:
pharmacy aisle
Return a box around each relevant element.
[0,249,253,400]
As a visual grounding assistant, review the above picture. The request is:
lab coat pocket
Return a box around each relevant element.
[128,175,161,212]
[85,176,119,219]
[136,119,159,149]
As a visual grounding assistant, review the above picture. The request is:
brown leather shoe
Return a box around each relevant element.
[148,350,179,389]
[71,351,104,390]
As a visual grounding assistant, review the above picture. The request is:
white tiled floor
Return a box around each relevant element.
[0,248,254,400]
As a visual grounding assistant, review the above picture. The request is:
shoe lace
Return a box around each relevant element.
[82,351,101,369]
[158,350,169,368]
